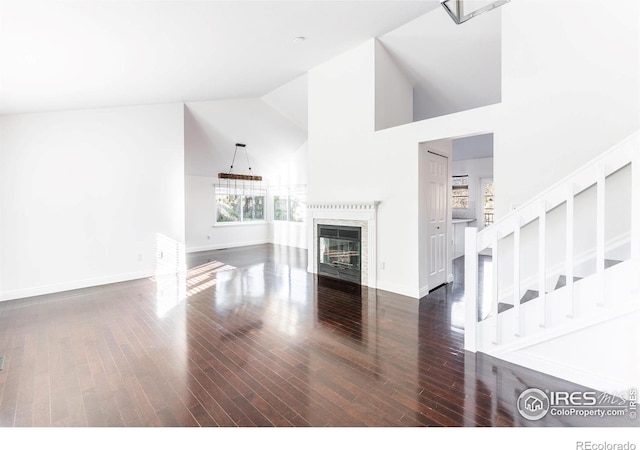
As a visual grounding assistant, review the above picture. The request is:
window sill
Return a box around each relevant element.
[213,221,267,227]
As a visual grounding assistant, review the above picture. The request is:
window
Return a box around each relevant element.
[242,194,265,221]
[273,187,305,222]
[482,179,494,227]
[452,175,469,208]
[216,185,265,223]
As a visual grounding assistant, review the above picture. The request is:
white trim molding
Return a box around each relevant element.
[306,201,379,288]
[0,270,156,303]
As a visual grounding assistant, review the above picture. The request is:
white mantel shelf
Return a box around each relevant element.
[307,201,380,289]
[306,201,379,210]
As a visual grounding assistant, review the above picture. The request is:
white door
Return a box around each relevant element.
[427,152,448,290]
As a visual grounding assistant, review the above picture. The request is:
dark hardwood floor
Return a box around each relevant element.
[0,244,634,427]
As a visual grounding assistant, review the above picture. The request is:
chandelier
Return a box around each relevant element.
[441,0,510,25]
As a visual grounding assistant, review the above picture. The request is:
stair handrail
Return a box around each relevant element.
[476,130,639,249]
[464,129,640,352]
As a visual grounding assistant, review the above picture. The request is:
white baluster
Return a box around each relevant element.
[492,234,500,345]
[567,186,575,318]
[464,227,478,352]
[596,166,606,307]
[539,203,547,328]
[513,221,521,337]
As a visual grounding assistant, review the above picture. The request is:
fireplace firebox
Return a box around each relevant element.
[317,225,361,284]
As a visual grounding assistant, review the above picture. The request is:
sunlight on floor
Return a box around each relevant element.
[154,255,236,317]
[185,260,236,297]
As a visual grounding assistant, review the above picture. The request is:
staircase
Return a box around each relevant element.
[463,130,640,392]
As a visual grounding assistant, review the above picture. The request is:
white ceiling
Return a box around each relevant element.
[379,2,502,121]
[452,133,493,161]
[261,73,308,131]
[0,0,440,115]
[185,98,307,177]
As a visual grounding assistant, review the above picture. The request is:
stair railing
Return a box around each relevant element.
[464,130,639,352]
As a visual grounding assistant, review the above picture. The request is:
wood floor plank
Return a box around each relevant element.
[0,244,633,427]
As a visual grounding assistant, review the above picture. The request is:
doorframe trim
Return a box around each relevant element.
[425,150,451,291]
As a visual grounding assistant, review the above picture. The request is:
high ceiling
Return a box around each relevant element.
[0,0,440,115]
[380,3,501,121]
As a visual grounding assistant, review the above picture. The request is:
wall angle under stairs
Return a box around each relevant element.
[465,130,640,395]
[479,259,639,394]
[492,258,623,315]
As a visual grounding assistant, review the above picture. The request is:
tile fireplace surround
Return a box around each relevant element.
[306,201,379,288]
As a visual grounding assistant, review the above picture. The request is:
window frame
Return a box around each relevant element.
[214,184,267,225]
[480,178,494,228]
[272,186,306,223]
[452,175,470,209]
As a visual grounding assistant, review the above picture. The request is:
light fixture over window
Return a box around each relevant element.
[441,0,510,25]
[216,143,265,224]
[218,143,262,182]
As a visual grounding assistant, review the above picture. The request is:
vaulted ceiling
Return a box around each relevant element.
[379,3,502,121]
[0,0,440,115]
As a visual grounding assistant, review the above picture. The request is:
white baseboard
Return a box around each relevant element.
[0,270,155,302]
[376,280,419,300]
[447,273,454,283]
[418,286,430,299]
[271,241,308,250]
[186,239,269,253]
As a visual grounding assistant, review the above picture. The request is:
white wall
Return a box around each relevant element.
[374,40,413,131]
[497,163,634,302]
[308,39,498,297]
[184,175,271,253]
[185,144,309,252]
[271,221,306,250]
[306,0,637,302]
[379,4,502,123]
[0,103,185,301]
[308,40,422,297]
[509,309,640,394]
[184,99,308,252]
[270,142,308,250]
[496,0,639,218]
[262,73,309,131]
[184,99,306,179]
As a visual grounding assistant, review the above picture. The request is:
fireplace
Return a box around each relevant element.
[317,225,361,284]
[306,201,379,288]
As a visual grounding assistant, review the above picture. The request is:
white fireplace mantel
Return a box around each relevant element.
[306,201,379,288]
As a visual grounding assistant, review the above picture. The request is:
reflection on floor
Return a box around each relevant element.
[0,244,633,427]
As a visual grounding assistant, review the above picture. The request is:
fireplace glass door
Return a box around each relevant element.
[319,238,361,270]
[317,225,361,284]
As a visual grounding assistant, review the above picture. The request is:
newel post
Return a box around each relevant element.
[464,227,479,352]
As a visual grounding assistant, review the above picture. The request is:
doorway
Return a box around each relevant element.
[419,133,494,296]
[426,151,448,291]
